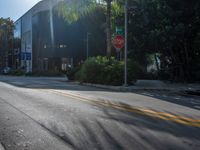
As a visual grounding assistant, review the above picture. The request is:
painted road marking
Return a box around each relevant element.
[42,89,200,128]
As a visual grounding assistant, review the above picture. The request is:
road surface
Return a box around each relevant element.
[0,76,200,150]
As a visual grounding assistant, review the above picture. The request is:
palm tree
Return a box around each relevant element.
[105,0,112,57]
[55,0,115,57]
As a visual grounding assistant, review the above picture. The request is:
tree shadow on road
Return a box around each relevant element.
[41,104,200,150]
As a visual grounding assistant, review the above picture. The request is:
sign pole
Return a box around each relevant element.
[86,32,89,59]
[86,32,91,59]
[124,0,128,86]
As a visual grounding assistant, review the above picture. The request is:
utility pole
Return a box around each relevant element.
[86,32,91,59]
[124,0,128,86]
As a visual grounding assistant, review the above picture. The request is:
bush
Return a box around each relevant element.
[65,66,81,80]
[26,71,64,77]
[11,69,25,76]
[75,56,142,85]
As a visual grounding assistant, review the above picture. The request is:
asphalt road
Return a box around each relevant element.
[0,76,200,150]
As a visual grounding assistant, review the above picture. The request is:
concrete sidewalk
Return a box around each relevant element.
[0,75,68,82]
[78,80,200,92]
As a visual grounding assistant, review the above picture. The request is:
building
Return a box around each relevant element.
[13,0,106,73]
[14,0,67,73]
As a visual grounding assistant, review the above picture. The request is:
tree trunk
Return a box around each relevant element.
[106,0,112,57]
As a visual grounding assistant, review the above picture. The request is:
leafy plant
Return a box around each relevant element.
[75,56,142,85]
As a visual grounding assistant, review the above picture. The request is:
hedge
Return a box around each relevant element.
[75,56,142,85]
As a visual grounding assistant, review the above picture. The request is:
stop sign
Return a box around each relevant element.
[112,35,125,50]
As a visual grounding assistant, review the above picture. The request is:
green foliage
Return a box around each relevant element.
[54,0,113,56]
[52,1,107,58]
[0,18,14,39]
[11,70,25,76]
[111,0,200,82]
[65,66,81,80]
[111,1,123,32]
[75,56,142,85]
[54,0,100,24]
[0,17,14,68]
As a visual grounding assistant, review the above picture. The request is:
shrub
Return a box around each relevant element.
[65,66,81,80]
[75,56,142,85]
[11,69,25,76]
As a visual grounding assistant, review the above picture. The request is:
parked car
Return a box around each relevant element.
[2,67,11,74]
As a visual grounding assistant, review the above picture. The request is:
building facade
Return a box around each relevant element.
[13,0,74,73]
[13,0,106,73]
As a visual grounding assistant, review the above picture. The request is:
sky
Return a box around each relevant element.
[0,0,41,21]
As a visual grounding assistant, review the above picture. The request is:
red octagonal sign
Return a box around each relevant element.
[112,35,125,50]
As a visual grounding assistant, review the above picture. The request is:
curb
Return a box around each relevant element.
[178,91,200,98]
[77,82,200,93]
[79,82,174,92]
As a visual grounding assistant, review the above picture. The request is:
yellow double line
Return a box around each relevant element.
[45,89,200,128]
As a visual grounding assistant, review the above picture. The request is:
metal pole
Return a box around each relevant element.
[86,32,91,59]
[86,32,89,59]
[124,0,128,86]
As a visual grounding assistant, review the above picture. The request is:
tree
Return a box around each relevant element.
[104,0,112,56]
[125,0,200,81]
[55,0,115,57]
[51,0,200,82]
[0,18,14,67]
[110,0,200,82]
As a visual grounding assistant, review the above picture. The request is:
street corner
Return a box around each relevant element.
[0,143,5,150]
